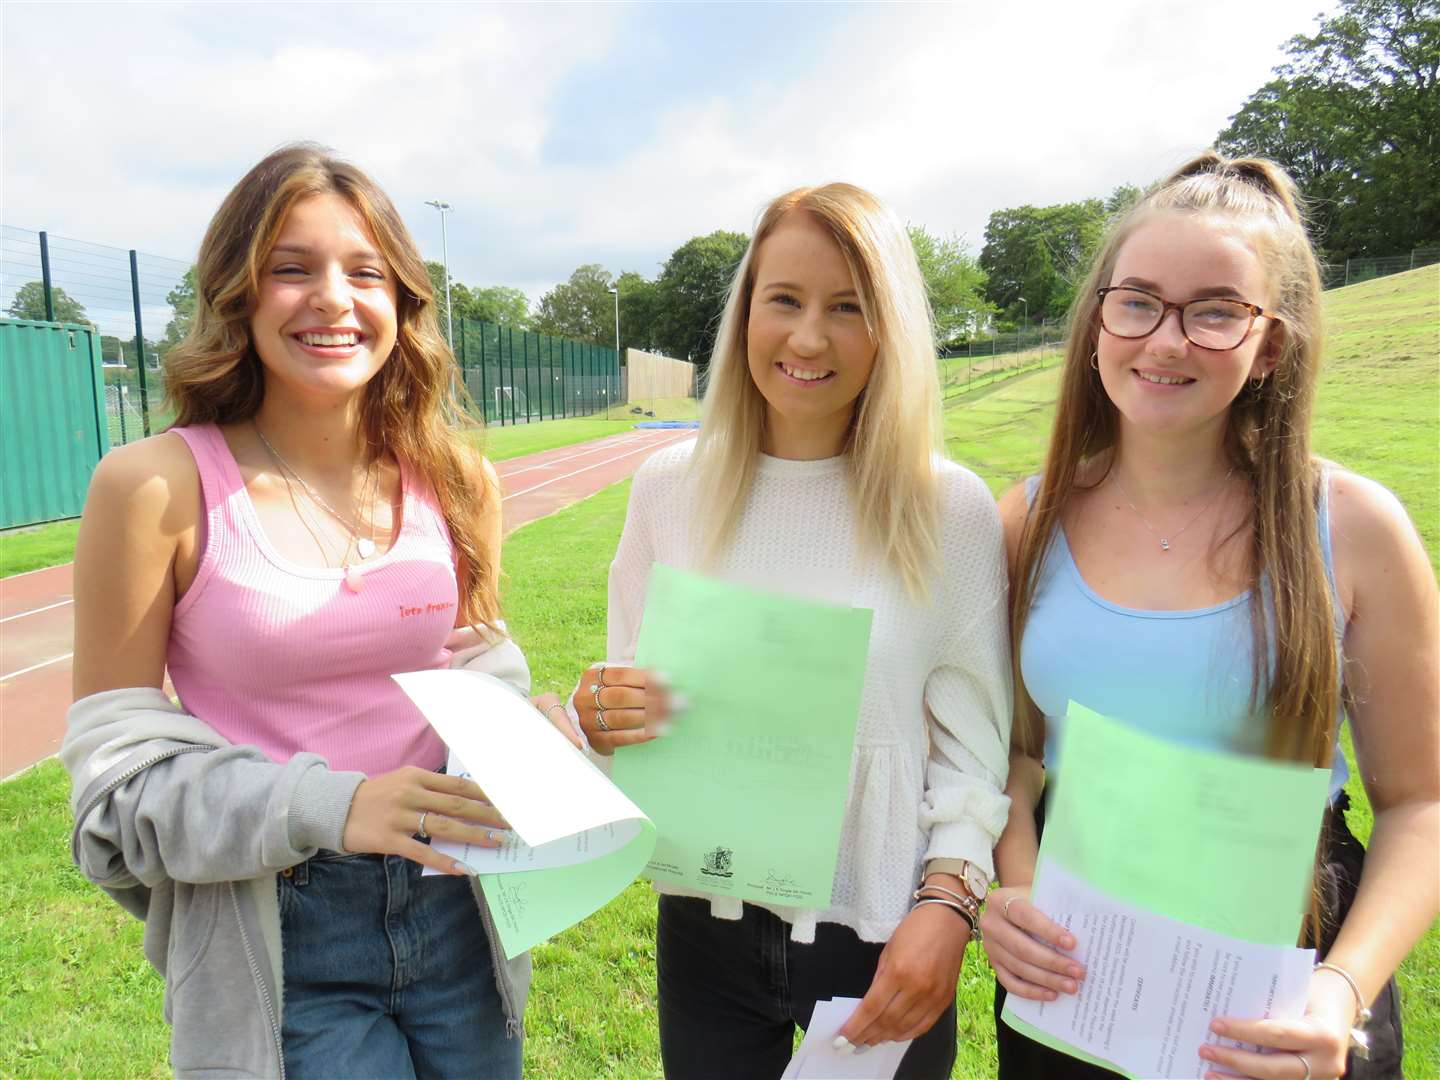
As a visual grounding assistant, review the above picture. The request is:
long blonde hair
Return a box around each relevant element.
[692,184,942,598]
[1012,151,1336,767]
[165,144,500,628]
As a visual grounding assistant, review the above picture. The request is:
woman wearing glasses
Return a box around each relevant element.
[979,152,1437,1080]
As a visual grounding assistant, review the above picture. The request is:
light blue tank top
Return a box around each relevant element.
[1019,475,1349,797]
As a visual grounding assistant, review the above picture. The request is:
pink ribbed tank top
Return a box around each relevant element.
[167,424,455,775]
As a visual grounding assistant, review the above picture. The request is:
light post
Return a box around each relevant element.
[425,200,454,348]
[607,286,620,420]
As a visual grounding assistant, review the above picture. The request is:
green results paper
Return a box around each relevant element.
[1002,702,1333,1073]
[613,563,874,909]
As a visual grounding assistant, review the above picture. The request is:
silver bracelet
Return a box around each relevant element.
[1313,961,1372,1059]
[913,897,980,942]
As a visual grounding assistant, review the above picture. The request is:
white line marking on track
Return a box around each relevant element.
[502,432,695,502]
[495,432,655,478]
[1,651,73,682]
[0,599,73,624]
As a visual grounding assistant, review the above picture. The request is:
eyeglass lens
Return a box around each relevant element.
[1101,288,1253,349]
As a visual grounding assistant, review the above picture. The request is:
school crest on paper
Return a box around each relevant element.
[700,846,734,878]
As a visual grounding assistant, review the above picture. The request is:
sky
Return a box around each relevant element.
[2,1,1335,312]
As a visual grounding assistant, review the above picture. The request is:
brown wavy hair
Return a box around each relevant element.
[165,143,499,628]
[1013,150,1337,770]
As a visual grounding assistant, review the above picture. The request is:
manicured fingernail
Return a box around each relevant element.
[1210,1019,1226,1035]
[832,1036,854,1055]
[1198,1047,1214,1061]
[1063,980,1077,993]
[652,722,672,737]
[670,692,691,713]
[451,861,467,874]
[1070,965,1084,978]
[1062,935,1076,949]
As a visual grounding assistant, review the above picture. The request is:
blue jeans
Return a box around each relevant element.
[277,851,521,1080]
[657,895,958,1079]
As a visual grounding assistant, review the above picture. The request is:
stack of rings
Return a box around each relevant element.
[592,663,611,732]
[417,811,430,840]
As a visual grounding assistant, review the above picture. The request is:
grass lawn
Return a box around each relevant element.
[2,268,1435,1077]
[0,520,81,578]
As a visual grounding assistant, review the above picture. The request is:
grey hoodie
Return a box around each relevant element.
[61,636,534,1079]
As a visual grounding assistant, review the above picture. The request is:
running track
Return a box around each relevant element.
[0,426,695,779]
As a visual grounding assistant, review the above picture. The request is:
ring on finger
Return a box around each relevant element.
[417,811,430,840]
[1002,896,1017,920]
[545,702,569,723]
[596,706,611,732]
[1292,1053,1310,1080]
[596,663,609,688]
[591,682,604,712]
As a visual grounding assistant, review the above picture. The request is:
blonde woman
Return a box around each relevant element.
[570,184,1012,1078]
[979,153,1438,1080]
[62,146,568,1078]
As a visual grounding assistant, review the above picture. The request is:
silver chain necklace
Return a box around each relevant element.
[1109,469,1234,552]
[253,423,379,573]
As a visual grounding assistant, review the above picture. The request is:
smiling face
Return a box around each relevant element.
[745,210,878,459]
[250,192,398,406]
[1096,211,1278,442]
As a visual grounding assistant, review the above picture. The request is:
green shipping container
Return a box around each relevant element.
[0,318,110,529]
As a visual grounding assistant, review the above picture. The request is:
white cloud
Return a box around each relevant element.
[2,0,1331,306]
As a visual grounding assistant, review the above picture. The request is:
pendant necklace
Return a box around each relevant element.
[1110,468,1234,553]
[254,422,379,591]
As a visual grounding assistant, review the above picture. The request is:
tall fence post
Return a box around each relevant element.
[479,323,491,425]
[129,250,153,437]
[507,326,517,425]
[38,231,55,321]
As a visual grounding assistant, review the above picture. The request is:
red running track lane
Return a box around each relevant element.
[0,426,695,779]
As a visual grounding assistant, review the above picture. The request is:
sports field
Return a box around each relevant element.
[0,266,1435,1076]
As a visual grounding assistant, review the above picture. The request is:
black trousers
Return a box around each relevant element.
[994,791,1405,1078]
[657,895,958,1080]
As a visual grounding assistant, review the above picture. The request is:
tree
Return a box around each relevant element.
[655,230,749,366]
[425,260,456,333]
[614,271,662,353]
[1217,0,1440,258]
[160,267,197,356]
[531,264,616,344]
[464,285,530,329]
[6,281,90,325]
[906,226,991,345]
[979,199,1107,322]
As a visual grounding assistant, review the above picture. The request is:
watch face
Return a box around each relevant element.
[964,863,990,900]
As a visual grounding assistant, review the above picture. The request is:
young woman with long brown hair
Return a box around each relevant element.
[62,145,567,1078]
[568,183,1013,1079]
[978,152,1438,1080]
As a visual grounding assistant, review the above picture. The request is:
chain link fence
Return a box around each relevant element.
[454,318,620,424]
[2,225,188,444]
[1324,248,1440,289]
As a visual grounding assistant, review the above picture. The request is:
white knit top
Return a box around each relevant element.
[606,441,1012,944]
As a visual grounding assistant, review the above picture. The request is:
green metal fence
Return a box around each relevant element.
[454,318,620,424]
[0,319,109,528]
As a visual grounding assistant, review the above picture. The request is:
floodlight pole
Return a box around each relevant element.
[425,200,454,348]
[1017,296,1028,369]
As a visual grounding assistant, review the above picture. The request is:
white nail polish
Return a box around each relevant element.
[832,1036,854,1055]
[670,693,692,713]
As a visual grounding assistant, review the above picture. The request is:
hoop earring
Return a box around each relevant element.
[1090,351,1099,371]
[1248,373,1267,392]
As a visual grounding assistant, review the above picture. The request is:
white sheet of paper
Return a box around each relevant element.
[1007,862,1315,1079]
[780,998,913,1080]
[393,669,644,848]
[431,751,645,873]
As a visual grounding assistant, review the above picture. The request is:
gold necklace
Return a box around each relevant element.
[255,422,378,592]
[1109,469,1234,553]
